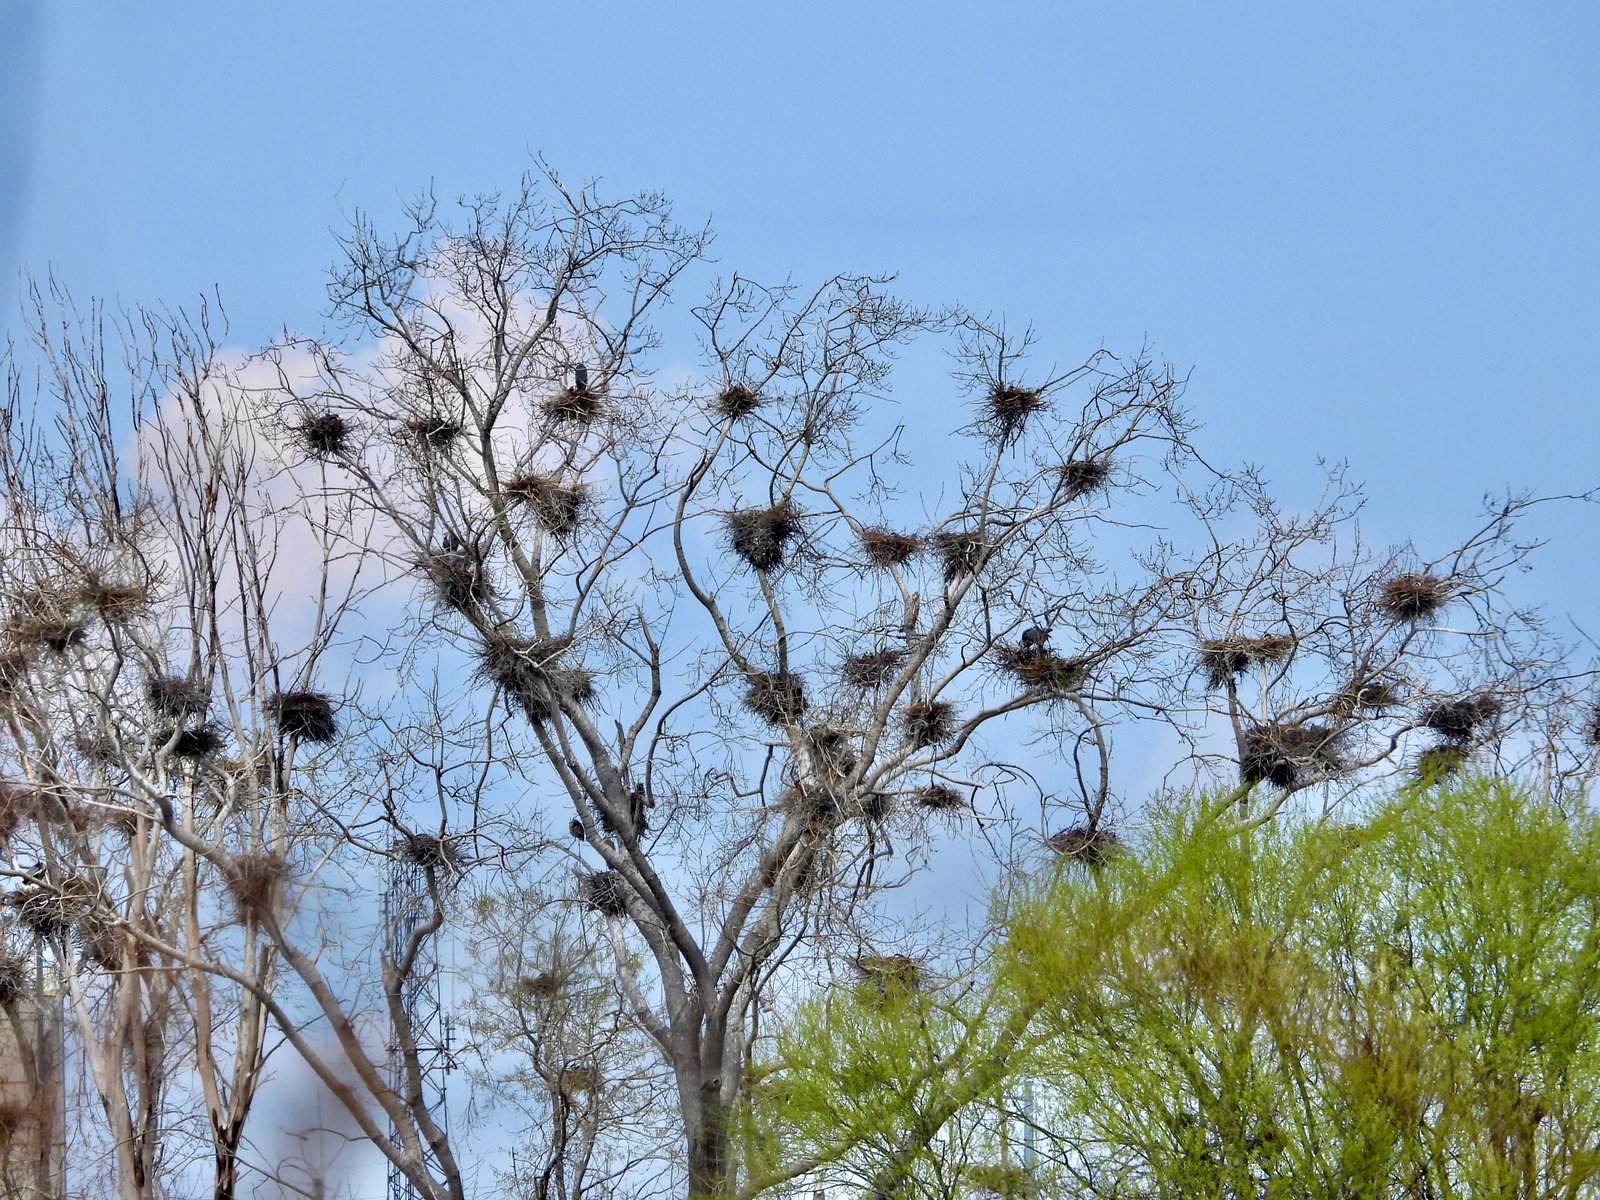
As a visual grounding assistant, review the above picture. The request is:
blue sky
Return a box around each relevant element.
[6,2,1596,568]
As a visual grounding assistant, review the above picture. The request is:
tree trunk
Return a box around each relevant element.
[686,1086,731,1200]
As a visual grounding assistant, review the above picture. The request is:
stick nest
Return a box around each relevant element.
[912,783,965,812]
[781,784,849,832]
[842,647,905,689]
[75,577,150,622]
[858,527,922,568]
[6,876,103,941]
[1416,742,1471,781]
[1046,823,1123,867]
[418,548,492,612]
[1420,694,1501,742]
[404,413,464,449]
[270,691,338,743]
[5,613,88,654]
[542,384,605,427]
[295,410,352,459]
[1334,678,1404,713]
[146,675,211,719]
[931,531,988,581]
[162,725,227,760]
[744,671,807,727]
[1059,458,1113,502]
[727,501,802,572]
[855,954,926,1005]
[224,854,288,916]
[502,474,590,538]
[983,384,1044,439]
[998,647,1088,695]
[715,383,761,419]
[1197,635,1295,689]
[903,700,957,748]
[1380,573,1453,622]
[398,833,460,871]
[0,954,28,1005]
[580,870,629,917]
[1239,722,1349,789]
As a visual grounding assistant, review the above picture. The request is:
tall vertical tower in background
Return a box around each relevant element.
[384,857,453,1200]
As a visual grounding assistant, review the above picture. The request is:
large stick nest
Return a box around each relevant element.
[931,531,988,582]
[1416,742,1471,781]
[1334,677,1404,713]
[5,613,88,654]
[6,876,104,941]
[146,674,211,720]
[1046,822,1123,867]
[842,647,905,690]
[476,635,578,724]
[75,576,150,622]
[912,783,965,812]
[398,833,461,871]
[1420,694,1501,742]
[580,870,629,917]
[1239,722,1349,789]
[726,501,802,572]
[1058,457,1113,502]
[981,384,1045,440]
[417,548,492,612]
[1196,635,1295,689]
[855,954,927,1006]
[1379,573,1453,622]
[781,784,850,832]
[161,725,227,760]
[502,473,591,538]
[224,853,289,916]
[270,691,338,743]
[403,412,464,449]
[542,384,605,427]
[998,646,1088,695]
[715,382,761,419]
[743,671,808,727]
[903,700,957,748]
[295,410,352,459]
[858,527,922,568]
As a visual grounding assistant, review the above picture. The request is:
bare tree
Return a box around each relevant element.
[0,168,1592,1200]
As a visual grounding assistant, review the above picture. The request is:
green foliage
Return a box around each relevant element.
[753,778,1600,1198]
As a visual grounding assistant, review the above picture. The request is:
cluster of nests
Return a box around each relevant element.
[2,875,126,967]
[138,676,338,758]
[2,574,158,658]
[477,634,594,725]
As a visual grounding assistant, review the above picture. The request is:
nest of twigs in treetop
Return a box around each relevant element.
[744,670,807,727]
[502,473,590,538]
[161,725,227,760]
[912,783,965,812]
[1046,823,1123,867]
[1420,694,1501,742]
[561,1064,603,1093]
[998,646,1089,695]
[542,383,605,427]
[580,870,629,917]
[715,382,761,419]
[855,954,926,1004]
[860,790,895,823]
[1334,677,1404,713]
[1239,722,1348,789]
[726,501,802,572]
[270,691,338,743]
[782,784,849,832]
[903,700,956,749]
[984,384,1044,439]
[0,782,40,842]
[931,531,988,582]
[398,833,459,871]
[224,853,288,916]
[803,725,857,778]
[6,876,100,940]
[0,954,28,1005]
[5,613,87,654]
[514,971,564,1001]
[146,674,211,720]
[418,548,490,613]
[1380,573,1453,622]
[0,650,27,692]
[842,647,905,690]
[1196,635,1295,690]
[1058,457,1112,502]
[403,412,463,449]
[295,410,351,459]
[858,527,922,568]
[75,576,150,622]
[1416,742,1470,781]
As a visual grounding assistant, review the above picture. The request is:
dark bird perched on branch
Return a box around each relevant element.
[628,784,649,836]
[569,817,585,840]
[573,364,589,390]
[1020,625,1051,653]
